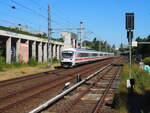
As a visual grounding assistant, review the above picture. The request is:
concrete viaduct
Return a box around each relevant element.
[0,30,64,64]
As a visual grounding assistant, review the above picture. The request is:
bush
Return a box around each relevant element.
[52,57,59,64]
[28,57,37,66]
[115,64,150,112]
[0,57,5,71]
[143,57,150,65]
[12,61,23,68]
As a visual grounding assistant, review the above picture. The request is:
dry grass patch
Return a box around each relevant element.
[0,66,56,81]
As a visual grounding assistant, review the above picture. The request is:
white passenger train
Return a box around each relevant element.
[61,48,114,68]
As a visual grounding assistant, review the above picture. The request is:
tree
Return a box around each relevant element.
[133,35,150,58]
[119,43,124,52]
[112,44,115,51]
[82,38,114,52]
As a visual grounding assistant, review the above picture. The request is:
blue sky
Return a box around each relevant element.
[0,0,150,47]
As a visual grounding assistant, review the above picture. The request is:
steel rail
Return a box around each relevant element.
[28,64,112,113]
[0,59,112,87]
[0,68,65,87]
[92,65,121,113]
[0,60,112,112]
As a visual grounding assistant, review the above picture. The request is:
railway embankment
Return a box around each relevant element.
[0,61,60,81]
[115,64,150,113]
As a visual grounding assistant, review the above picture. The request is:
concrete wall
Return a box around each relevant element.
[0,30,64,63]
[0,30,78,64]
[61,32,78,50]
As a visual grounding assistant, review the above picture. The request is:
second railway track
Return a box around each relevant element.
[29,57,124,113]
[0,58,117,113]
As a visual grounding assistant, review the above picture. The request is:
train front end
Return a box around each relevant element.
[61,50,75,68]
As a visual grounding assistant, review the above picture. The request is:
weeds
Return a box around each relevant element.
[0,56,60,72]
[115,64,150,113]
[52,57,60,64]
[143,57,150,65]
[0,56,5,71]
[28,57,37,67]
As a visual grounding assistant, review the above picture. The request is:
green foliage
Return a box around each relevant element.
[119,64,150,92]
[52,38,64,42]
[52,57,59,64]
[133,35,150,58]
[0,49,5,71]
[0,57,5,71]
[28,57,37,66]
[82,38,114,52]
[143,57,150,65]
[115,64,150,112]
[12,61,22,68]
[132,65,150,90]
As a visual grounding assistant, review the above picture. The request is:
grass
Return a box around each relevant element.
[143,57,150,65]
[0,56,5,71]
[0,58,61,81]
[115,64,150,113]
[0,56,60,70]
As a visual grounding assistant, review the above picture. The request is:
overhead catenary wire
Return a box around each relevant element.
[8,0,47,19]
[28,0,77,28]
[0,8,47,32]
[1,0,88,37]
[1,0,68,33]
[8,0,67,28]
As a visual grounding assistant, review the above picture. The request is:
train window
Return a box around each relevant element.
[77,53,81,57]
[77,53,89,57]
[62,51,74,58]
[92,53,98,57]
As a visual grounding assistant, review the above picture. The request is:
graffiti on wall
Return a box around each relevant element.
[20,43,28,63]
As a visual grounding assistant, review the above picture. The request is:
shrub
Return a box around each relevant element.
[12,61,23,68]
[115,64,150,112]
[0,57,5,71]
[143,57,150,65]
[52,57,59,64]
[28,57,37,66]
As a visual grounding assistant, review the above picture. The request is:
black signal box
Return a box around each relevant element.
[126,13,134,30]
[127,31,133,42]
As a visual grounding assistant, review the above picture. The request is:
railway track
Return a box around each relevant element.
[0,58,116,113]
[29,57,124,113]
[0,59,112,98]
[0,67,65,87]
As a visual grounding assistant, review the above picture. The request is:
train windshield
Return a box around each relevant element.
[62,51,74,58]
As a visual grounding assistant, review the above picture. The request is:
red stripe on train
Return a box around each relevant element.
[75,57,105,61]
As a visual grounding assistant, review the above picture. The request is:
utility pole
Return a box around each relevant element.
[128,30,132,78]
[80,21,83,48]
[48,4,53,67]
[84,32,86,49]
[125,13,135,91]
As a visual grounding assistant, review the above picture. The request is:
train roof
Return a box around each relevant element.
[62,48,114,54]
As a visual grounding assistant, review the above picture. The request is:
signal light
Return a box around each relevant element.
[126,13,134,30]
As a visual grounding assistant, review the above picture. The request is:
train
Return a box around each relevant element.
[60,48,114,68]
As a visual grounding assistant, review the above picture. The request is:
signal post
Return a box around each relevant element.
[125,13,135,92]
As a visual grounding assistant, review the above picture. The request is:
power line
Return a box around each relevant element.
[1,0,83,36]
[8,0,47,19]
[0,19,17,25]
[1,0,67,30]
[0,7,47,31]
[9,0,69,28]
[29,0,77,28]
